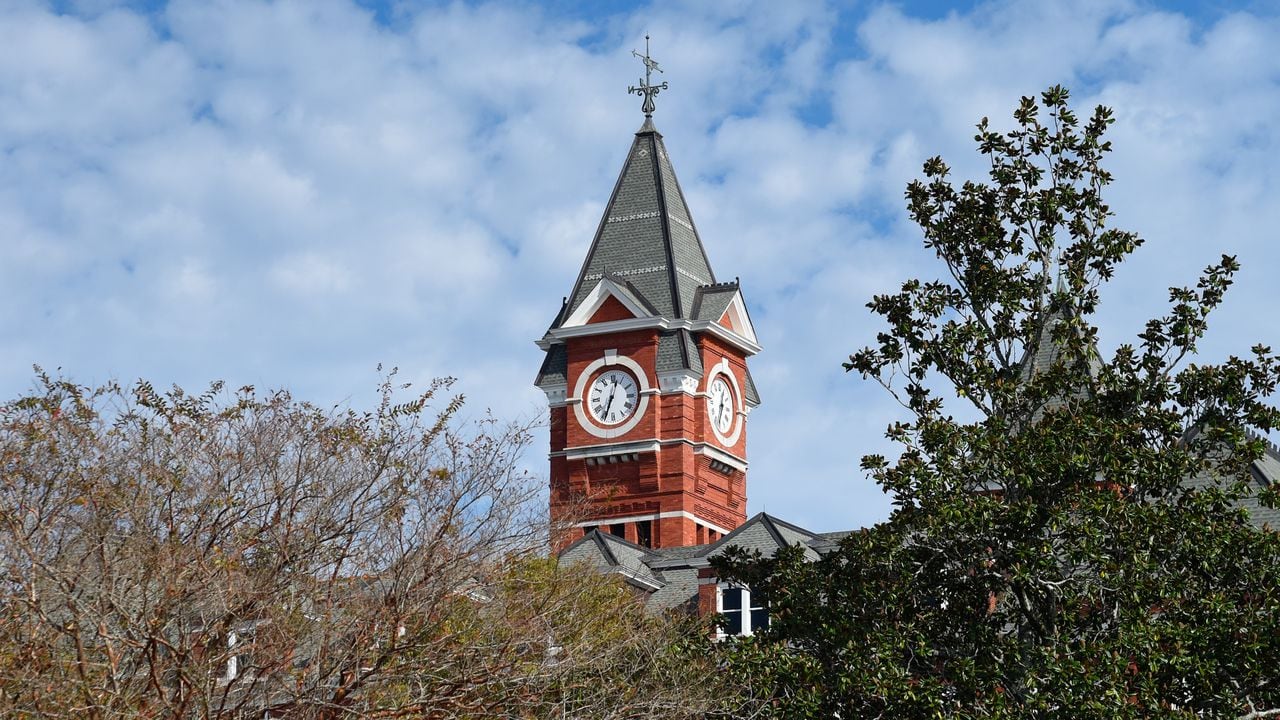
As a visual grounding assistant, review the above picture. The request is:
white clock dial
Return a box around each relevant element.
[588,369,639,426]
[706,376,735,435]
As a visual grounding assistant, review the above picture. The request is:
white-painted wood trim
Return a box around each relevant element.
[560,278,652,328]
[573,510,732,537]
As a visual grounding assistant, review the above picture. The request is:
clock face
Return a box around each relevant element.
[706,376,735,434]
[588,369,639,426]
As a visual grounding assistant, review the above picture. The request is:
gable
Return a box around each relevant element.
[717,307,738,332]
[717,293,758,345]
[588,295,637,324]
[559,277,654,328]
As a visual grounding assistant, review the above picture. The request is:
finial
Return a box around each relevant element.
[628,35,668,118]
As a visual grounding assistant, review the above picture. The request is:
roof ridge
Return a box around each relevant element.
[759,512,820,540]
[590,531,619,566]
[648,132,683,318]
[553,122,717,325]
[594,528,660,558]
[758,514,790,549]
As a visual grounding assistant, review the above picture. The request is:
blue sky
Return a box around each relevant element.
[3,0,1279,532]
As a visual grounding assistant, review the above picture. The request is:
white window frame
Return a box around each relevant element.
[716,583,767,638]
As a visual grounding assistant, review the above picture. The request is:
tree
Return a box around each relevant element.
[718,87,1280,719]
[0,370,738,718]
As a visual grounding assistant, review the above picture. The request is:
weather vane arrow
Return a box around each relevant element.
[628,35,668,117]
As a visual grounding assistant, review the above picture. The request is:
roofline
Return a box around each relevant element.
[648,131,683,318]
[645,512,821,571]
[562,133,642,328]
[537,316,762,355]
[656,132,717,287]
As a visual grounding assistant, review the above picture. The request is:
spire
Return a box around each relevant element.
[552,37,714,322]
[628,36,668,118]
[555,116,715,324]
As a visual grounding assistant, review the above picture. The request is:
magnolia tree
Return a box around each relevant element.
[719,87,1280,719]
[0,370,736,719]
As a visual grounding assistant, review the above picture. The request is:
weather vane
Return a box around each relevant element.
[628,35,668,117]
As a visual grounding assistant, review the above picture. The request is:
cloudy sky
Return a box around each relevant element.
[3,0,1279,532]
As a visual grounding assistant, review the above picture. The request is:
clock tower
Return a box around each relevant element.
[535,46,761,550]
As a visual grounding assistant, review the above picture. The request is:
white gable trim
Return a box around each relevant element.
[717,291,758,345]
[560,278,653,328]
[538,317,762,356]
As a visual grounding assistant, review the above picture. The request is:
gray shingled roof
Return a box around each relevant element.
[742,366,761,406]
[691,282,738,322]
[559,531,664,590]
[535,344,567,387]
[646,567,701,612]
[558,119,715,325]
[1018,290,1102,383]
[655,329,703,376]
[560,513,831,613]
[1182,430,1280,530]
[1247,445,1280,529]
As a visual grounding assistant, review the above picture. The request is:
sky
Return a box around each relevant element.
[3,0,1279,532]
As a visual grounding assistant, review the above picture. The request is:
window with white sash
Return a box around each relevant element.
[717,584,767,637]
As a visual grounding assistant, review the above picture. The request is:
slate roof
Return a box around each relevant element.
[690,282,739,322]
[742,368,761,407]
[1017,289,1102,384]
[557,118,716,325]
[1182,427,1280,531]
[559,531,663,591]
[559,513,831,613]
[535,344,567,387]
[536,118,761,394]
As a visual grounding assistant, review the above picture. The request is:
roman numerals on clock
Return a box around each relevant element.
[588,369,639,425]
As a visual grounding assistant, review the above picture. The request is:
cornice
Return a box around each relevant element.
[535,316,762,356]
[551,438,747,468]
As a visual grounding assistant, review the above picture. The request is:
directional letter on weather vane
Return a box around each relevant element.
[628,35,668,117]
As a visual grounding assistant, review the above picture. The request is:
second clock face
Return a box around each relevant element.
[706,376,735,434]
[588,369,639,426]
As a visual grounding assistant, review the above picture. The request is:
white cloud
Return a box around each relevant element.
[1,0,1278,532]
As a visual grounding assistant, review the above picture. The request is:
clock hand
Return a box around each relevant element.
[603,377,618,417]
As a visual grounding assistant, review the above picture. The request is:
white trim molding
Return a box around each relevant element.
[560,278,652,328]
[541,383,568,406]
[554,437,747,464]
[537,316,762,357]
[573,509,732,537]
[716,291,759,346]
[693,443,748,472]
[572,352,652,439]
[658,369,700,394]
[561,440,660,461]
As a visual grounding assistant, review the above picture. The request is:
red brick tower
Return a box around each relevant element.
[535,103,761,551]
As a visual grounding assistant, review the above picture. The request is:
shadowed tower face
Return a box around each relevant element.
[534,50,761,551]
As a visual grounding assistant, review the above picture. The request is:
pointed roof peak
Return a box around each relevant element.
[635,115,661,136]
[555,119,715,325]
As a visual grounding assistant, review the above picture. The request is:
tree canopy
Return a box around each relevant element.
[0,370,736,719]
[719,86,1280,720]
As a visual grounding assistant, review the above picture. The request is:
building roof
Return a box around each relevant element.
[1182,427,1280,531]
[558,118,716,324]
[559,512,833,613]
[535,118,761,393]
